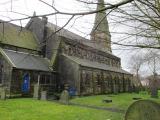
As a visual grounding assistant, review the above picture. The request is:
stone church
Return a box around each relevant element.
[0,0,133,97]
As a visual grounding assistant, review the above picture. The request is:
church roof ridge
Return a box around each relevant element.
[46,21,116,56]
[62,54,131,75]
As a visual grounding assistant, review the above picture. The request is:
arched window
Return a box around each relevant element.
[85,73,90,85]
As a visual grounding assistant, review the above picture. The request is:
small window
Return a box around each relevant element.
[85,74,90,85]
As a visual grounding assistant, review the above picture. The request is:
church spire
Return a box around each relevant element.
[91,0,111,52]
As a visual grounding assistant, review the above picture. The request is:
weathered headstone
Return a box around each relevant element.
[149,73,158,98]
[33,84,40,99]
[125,100,160,120]
[150,75,158,98]
[151,86,158,98]
[59,90,69,105]
[1,87,6,100]
[41,91,47,101]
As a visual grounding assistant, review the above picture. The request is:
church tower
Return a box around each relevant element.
[91,0,112,52]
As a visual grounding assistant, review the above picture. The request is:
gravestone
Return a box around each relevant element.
[1,87,6,100]
[125,100,160,120]
[33,84,40,99]
[149,73,159,98]
[151,86,158,98]
[150,75,158,98]
[41,91,47,101]
[59,90,69,105]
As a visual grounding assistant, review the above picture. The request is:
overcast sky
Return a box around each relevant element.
[0,0,159,76]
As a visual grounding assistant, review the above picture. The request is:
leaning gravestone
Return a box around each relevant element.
[125,100,160,120]
[59,90,69,105]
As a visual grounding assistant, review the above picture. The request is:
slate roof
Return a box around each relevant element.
[0,49,52,72]
[63,54,131,74]
[47,22,112,54]
[0,20,39,51]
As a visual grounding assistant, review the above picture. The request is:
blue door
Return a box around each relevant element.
[22,73,30,93]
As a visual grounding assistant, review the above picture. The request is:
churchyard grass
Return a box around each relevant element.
[71,91,160,109]
[0,91,160,120]
[0,98,122,120]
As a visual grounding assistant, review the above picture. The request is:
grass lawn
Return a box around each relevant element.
[0,91,160,120]
[0,98,123,120]
[71,91,160,110]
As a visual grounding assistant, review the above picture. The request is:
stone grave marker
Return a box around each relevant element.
[150,86,158,98]
[125,100,160,120]
[148,74,159,98]
[33,84,40,99]
[41,91,47,101]
[150,76,158,98]
[59,90,69,105]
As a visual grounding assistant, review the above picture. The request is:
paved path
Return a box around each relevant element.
[69,102,125,113]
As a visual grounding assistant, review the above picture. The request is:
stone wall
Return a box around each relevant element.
[58,54,80,95]
[79,67,133,95]
[10,69,57,96]
[61,40,120,68]
[0,54,12,96]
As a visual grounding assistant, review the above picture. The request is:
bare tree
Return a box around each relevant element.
[129,53,145,86]
[0,0,159,50]
[144,50,160,75]
[110,0,160,49]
